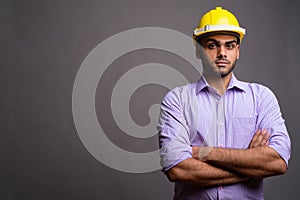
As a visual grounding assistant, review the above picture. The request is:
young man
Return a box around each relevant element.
[158,7,291,199]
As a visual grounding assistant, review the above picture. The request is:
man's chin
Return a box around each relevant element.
[220,70,231,78]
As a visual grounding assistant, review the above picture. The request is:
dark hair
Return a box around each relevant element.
[195,31,241,45]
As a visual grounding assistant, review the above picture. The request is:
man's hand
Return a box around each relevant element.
[191,128,286,178]
[192,129,271,160]
[249,129,270,148]
[192,146,201,159]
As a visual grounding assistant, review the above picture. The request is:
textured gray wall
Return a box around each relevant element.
[1,0,299,199]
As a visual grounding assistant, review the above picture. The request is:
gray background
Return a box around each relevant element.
[1,0,299,199]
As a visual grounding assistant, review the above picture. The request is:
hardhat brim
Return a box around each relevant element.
[193,24,246,43]
[194,31,242,44]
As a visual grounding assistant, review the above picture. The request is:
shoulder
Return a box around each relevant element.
[162,82,197,104]
[240,81,279,105]
[238,79,275,97]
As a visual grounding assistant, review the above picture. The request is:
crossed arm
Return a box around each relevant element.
[166,129,287,187]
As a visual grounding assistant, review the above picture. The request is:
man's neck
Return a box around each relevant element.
[203,72,233,96]
[222,73,233,89]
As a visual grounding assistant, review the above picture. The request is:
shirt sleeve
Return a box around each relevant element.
[256,85,291,166]
[158,87,192,172]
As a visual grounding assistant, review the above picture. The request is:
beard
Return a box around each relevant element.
[201,53,238,79]
[218,58,237,78]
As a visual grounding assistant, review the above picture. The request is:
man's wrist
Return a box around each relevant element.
[192,146,214,161]
[199,147,214,161]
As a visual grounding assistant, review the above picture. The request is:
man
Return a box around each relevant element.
[158,7,291,199]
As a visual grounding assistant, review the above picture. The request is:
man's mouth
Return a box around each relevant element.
[215,60,229,67]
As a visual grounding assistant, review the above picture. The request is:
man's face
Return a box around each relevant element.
[198,34,240,78]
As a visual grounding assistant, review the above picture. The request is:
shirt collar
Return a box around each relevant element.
[196,74,246,94]
[227,74,246,92]
[196,76,210,94]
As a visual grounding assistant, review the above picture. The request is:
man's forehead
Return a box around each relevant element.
[204,34,238,42]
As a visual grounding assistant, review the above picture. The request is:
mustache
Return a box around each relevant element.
[214,58,231,64]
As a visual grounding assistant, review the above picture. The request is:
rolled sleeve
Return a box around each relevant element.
[256,86,291,166]
[158,88,192,172]
[269,130,291,166]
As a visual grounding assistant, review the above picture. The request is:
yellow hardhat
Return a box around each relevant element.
[194,7,246,43]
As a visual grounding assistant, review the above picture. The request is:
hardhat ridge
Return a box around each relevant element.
[194,7,246,43]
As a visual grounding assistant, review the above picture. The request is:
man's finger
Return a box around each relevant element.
[250,129,261,148]
[250,129,270,148]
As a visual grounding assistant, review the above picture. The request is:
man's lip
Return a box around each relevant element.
[215,62,229,67]
[215,61,229,65]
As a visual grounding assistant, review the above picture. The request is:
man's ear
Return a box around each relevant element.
[195,42,202,59]
[236,44,240,59]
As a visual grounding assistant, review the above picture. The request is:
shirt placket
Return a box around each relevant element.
[216,96,225,148]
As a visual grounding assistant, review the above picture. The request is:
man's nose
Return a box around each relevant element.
[217,46,227,59]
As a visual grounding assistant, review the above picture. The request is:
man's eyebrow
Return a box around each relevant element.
[203,38,219,44]
[225,40,238,44]
[203,39,237,44]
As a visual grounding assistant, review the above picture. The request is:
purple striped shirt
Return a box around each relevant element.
[158,74,291,200]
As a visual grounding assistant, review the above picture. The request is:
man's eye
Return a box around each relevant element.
[207,43,217,49]
[226,43,236,49]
